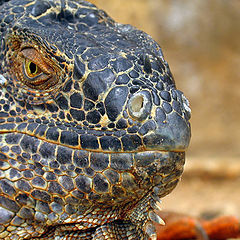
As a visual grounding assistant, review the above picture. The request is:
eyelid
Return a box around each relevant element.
[20,48,54,74]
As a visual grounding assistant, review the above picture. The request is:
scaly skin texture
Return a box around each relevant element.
[0,0,191,239]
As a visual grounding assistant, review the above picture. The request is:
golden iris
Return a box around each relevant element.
[25,59,41,78]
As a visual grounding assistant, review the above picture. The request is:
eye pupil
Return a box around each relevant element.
[29,62,37,74]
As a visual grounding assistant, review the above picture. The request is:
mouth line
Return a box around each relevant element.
[0,130,186,154]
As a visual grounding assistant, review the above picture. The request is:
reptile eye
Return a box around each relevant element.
[24,59,43,79]
[14,47,59,90]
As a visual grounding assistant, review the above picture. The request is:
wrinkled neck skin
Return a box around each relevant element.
[0,0,191,239]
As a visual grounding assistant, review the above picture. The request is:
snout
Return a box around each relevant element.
[128,88,191,151]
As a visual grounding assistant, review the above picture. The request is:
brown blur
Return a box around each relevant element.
[90,0,240,219]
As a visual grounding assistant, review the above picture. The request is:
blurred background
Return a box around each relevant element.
[90,0,240,219]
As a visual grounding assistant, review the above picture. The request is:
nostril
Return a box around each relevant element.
[128,91,152,121]
[131,95,144,112]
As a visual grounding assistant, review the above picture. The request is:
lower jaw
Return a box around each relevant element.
[128,151,185,198]
[0,132,186,231]
[0,133,185,204]
[0,148,185,240]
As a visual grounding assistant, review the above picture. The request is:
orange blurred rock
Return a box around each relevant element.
[155,211,240,240]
